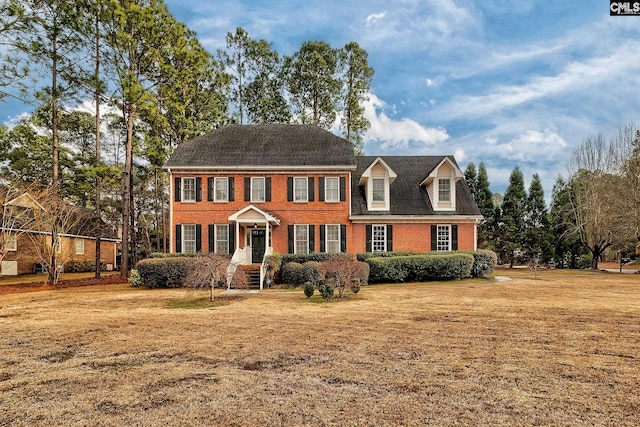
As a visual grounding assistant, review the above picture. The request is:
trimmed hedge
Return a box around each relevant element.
[132,257,195,289]
[367,253,474,283]
[281,262,305,287]
[64,259,107,273]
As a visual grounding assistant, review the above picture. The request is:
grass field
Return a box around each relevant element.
[0,268,638,426]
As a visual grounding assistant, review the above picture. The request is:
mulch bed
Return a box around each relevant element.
[0,274,129,295]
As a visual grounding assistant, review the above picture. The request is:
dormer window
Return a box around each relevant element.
[359,157,397,211]
[372,178,385,202]
[421,157,463,212]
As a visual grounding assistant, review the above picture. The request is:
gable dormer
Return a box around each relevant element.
[420,157,463,211]
[358,157,397,211]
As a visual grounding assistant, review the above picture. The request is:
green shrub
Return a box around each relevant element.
[303,281,315,298]
[367,257,409,283]
[350,281,360,294]
[134,257,195,289]
[302,261,323,286]
[149,252,198,258]
[129,269,143,287]
[318,279,335,301]
[464,250,497,277]
[357,251,417,262]
[64,259,107,273]
[281,262,305,287]
[366,253,474,283]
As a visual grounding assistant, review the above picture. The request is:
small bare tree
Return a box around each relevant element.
[323,254,362,298]
[184,253,248,301]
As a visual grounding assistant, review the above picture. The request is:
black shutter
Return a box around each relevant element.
[452,225,458,251]
[320,225,326,252]
[195,224,202,252]
[265,177,272,201]
[208,224,215,252]
[229,177,235,201]
[386,225,393,252]
[207,178,214,201]
[308,177,314,202]
[175,224,182,253]
[318,177,325,202]
[366,225,372,252]
[431,225,437,251]
[287,177,293,201]
[196,178,202,202]
[228,224,235,254]
[288,225,294,253]
[340,177,346,202]
[244,177,251,201]
[340,224,347,253]
[308,225,315,253]
[174,178,181,202]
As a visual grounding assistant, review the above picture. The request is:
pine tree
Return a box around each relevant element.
[464,162,477,197]
[524,173,553,261]
[500,166,527,267]
[475,162,495,248]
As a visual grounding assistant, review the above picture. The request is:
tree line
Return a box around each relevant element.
[0,0,374,278]
[465,123,640,269]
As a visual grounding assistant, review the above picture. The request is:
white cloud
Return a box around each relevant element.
[363,93,449,154]
[485,129,568,163]
[366,12,386,26]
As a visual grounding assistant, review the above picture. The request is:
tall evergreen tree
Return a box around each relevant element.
[338,42,373,154]
[464,162,477,197]
[475,162,495,248]
[500,166,527,267]
[524,173,553,261]
[284,41,340,129]
[549,175,584,268]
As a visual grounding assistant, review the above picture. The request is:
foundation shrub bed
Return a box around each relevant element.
[281,262,305,287]
[131,257,195,289]
[64,260,108,273]
[367,253,474,283]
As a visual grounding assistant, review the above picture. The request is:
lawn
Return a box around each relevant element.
[0,269,638,426]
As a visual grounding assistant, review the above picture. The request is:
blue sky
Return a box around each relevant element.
[3,0,640,199]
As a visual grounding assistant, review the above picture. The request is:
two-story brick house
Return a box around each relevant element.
[164,124,482,288]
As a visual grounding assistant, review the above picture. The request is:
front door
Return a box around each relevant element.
[251,229,266,263]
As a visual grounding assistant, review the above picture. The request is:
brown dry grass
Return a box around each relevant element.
[0,269,638,426]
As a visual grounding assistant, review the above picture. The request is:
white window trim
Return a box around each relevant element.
[251,177,266,203]
[325,224,341,253]
[215,224,229,254]
[182,177,197,202]
[294,177,308,203]
[372,224,387,253]
[367,177,390,211]
[214,177,228,203]
[434,177,456,211]
[5,234,17,252]
[182,224,197,254]
[294,224,309,255]
[436,224,452,252]
[75,238,85,255]
[325,177,340,203]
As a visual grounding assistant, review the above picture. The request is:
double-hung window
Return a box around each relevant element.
[294,224,308,254]
[75,239,84,255]
[214,177,228,202]
[215,224,229,254]
[294,177,308,202]
[182,177,196,202]
[372,178,385,202]
[251,177,265,202]
[438,178,451,203]
[436,225,451,251]
[325,177,339,202]
[372,225,386,253]
[325,224,340,253]
[182,224,197,253]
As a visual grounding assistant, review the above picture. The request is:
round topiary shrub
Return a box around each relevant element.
[303,281,315,298]
[318,279,335,301]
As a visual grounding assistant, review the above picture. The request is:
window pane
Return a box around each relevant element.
[183,178,196,201]
[294,177,308,202]
[437,225,450,251]
[183,224,196,253]
[252,177,265,202]
[438,179,451,202]
[75,239,84,254]
[372,179,385,202]
[326,224,340,253]
[215,177,228,202]
[325,177,339,202]
[372,225,386,252]
[216,224,228,254]
[295,225,308,254]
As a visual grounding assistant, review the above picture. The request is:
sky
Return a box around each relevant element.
[2,0,640,198]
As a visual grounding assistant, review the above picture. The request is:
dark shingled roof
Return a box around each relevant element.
[165,124,356,168]
[351,156,481,216]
